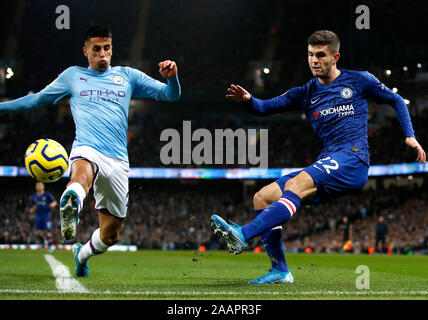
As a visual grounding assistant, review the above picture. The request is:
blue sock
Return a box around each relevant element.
[242,190,301,240]
[262,228,288,272]
[254,209,288,273]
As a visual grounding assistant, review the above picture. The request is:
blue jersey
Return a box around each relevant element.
[248,69,415,166]
[31,192,54,220]
[0,66,181,162]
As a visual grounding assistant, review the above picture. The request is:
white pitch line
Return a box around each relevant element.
[1,289,427,296]
[44,254,88,293]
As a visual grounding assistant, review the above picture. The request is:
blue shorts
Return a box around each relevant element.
[275,151,369,202]
[35,218,52,231]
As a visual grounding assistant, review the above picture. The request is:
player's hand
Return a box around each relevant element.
[405,137,426,164]
[226,84,251,102]
[158,60,178,78]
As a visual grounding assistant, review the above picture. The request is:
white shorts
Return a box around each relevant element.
[69,146,129,218]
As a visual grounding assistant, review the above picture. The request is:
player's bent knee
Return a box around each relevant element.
[253,191,266,208]
[253,190,276,209]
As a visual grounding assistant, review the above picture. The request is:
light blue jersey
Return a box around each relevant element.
[0,66,181,162]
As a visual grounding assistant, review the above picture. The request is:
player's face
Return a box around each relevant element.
[83,37,113,72]
[308,45,339,78]
[35,182,44,193]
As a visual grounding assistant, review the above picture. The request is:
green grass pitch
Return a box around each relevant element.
[0,249,427,300]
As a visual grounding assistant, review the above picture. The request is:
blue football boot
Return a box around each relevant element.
[249,268,294,284]
[72,243,89,277]
[211,214,248,255]
[59,190,79,240]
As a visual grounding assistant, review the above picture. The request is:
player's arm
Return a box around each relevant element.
[0,69,71,113]
[129,61,181,102]
[362,72,426,163]
[28,195,36,214]
[226,84,303,115]
[48,193,57,208]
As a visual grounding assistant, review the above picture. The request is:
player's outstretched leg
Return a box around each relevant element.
[211,215,248,254]
[59,182,86,240]
[211,190,301,255]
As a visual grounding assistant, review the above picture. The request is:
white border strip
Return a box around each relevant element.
[44,254,88,293]
[0,289,427,296]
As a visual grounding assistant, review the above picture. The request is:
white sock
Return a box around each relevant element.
[78,228,109,263]
[61,182,86,212]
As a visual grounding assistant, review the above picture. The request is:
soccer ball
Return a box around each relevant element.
[24,139,69,183]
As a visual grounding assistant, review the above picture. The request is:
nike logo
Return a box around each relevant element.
[80,77,88,82]
[311,97,321,104]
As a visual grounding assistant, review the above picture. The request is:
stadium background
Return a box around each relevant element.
[0,0,427,256]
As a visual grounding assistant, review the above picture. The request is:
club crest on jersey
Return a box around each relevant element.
[113,75,124,85]
[340,87,353,99]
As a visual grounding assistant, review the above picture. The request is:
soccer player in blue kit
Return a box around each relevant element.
[0,26,181,276]
[211,30,426,284]
[29,182,57,251]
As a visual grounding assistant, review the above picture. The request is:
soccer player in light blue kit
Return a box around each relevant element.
[29,182,57,251]
[212,30,426,284]
[0,26,181,277]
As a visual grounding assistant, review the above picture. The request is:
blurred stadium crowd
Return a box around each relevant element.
[1,179,427,255]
